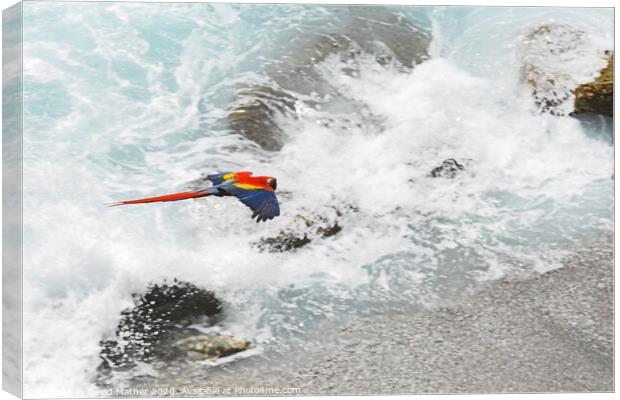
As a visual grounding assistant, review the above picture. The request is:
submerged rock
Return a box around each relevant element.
[227,84,298,151]
[574,52,613,117]
[521,24,611,117]
[268,7,431,94]
[227,7,432,151]
[317,222,342,238]
[254,208,346,253]
[256,231,312,252]
[429,159,466,178]
[176,334,252,360]
[98,280,222,372]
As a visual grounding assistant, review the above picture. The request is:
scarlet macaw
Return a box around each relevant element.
[110,171,280,222]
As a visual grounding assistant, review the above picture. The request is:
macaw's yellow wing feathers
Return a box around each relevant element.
[206,171,252,185]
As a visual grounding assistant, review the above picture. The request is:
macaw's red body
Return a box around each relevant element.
[111,171,280,222]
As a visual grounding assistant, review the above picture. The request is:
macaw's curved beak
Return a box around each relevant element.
[267,177,277,191]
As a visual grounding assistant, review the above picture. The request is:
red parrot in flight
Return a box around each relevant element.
[110,171,280,222]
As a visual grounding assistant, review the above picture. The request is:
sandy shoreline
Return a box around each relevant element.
[136,235,613,395]
[205,234,613,395]
[278,238,614,394]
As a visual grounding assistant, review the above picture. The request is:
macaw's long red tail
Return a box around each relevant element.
[109,191,209,206]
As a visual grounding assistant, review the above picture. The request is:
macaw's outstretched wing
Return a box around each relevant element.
[226,184,280,222]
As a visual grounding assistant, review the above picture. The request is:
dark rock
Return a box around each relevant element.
[574,52,613,117]
[256,231,312,252]
[317,222,342,238]
[429,159,465,179]
[254,208,345,252]
[98,280,222,372]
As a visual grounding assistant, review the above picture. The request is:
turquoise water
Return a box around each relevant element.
[20,3,613,396]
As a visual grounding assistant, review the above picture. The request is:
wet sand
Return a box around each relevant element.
[198,235,613,395]
[139,236,613,396]
[285,240,613,394]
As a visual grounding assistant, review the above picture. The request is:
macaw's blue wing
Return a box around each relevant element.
[226,185,280,222]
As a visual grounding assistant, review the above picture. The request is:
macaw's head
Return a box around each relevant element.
[267,177,277,191]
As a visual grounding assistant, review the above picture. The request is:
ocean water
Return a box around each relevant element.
[20,3,613,397]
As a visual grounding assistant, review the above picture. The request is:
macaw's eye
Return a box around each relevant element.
[268,178,277,190]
